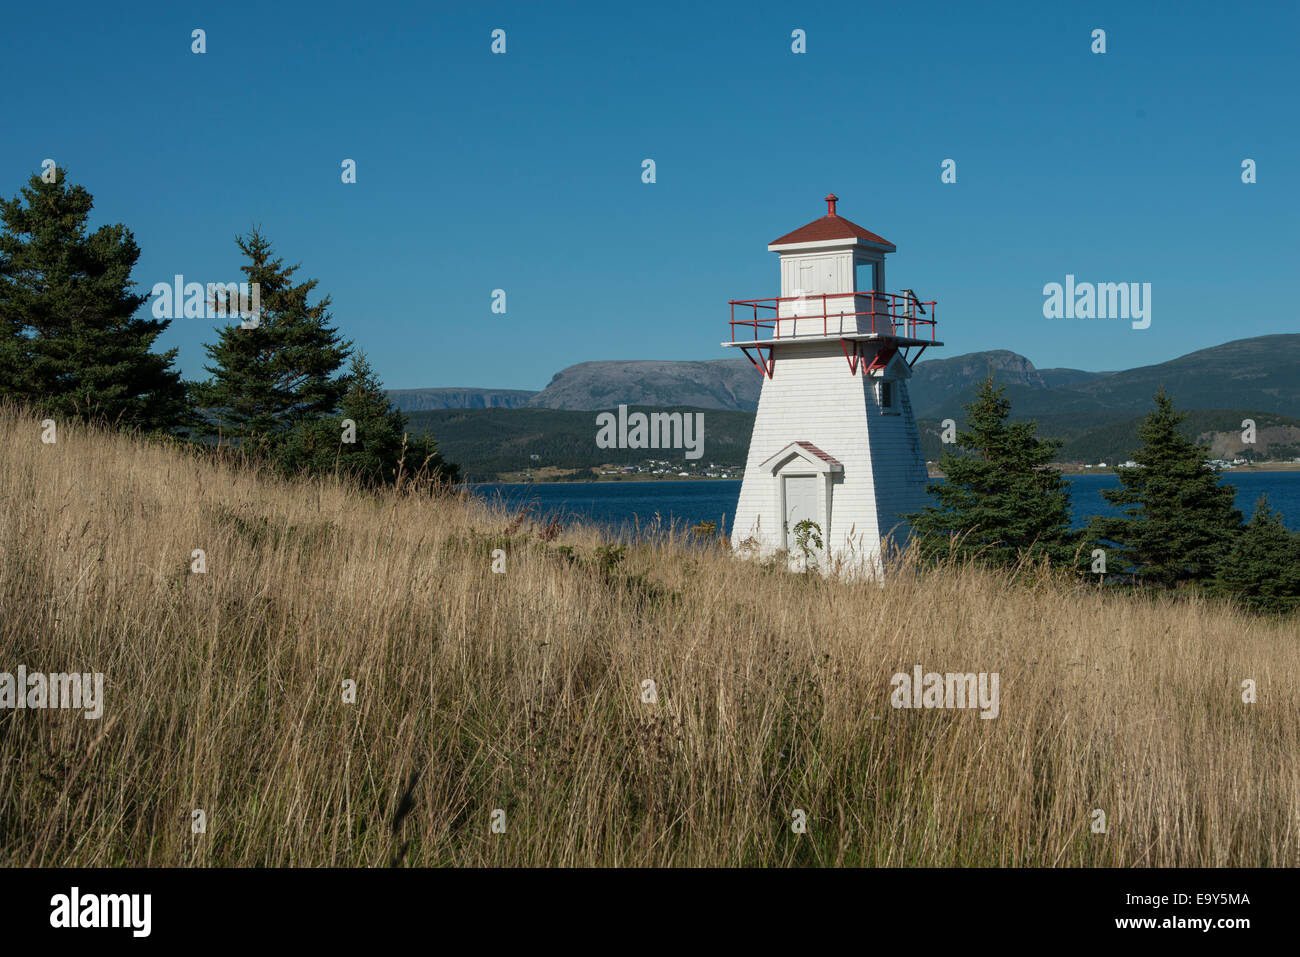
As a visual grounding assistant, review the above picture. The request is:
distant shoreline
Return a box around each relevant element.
[479,461,1300,485]
[482,473,743,485]
[1049,462,1300,475]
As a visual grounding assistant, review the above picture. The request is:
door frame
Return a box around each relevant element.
[780,472,821,552]
[760,441,843,554]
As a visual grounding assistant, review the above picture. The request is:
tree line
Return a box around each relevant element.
[0,168,457,488]
[907,376,1300,614]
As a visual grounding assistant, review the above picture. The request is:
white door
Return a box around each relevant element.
[805,259,838,295]
[783,474,820,553]
[796,259,837,295]
[793,261,819,318]
[795,258,845,330]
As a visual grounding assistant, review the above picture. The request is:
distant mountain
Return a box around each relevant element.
[392,335,1300,422]
[523,359,761,411]
[1057,335,1300,415]
[913,335,1300,421]
[1037,368,1114,389]
[387,388,537,411]
[405,406,756,482]
[397,335,1300,479]
[908,349,1046,418]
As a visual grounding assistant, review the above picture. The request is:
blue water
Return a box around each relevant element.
[470,480,744,538]
[1065,472,1300,532]
[470,471,1300,537]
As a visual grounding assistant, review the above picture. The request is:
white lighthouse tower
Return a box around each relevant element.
[726,194,943,576]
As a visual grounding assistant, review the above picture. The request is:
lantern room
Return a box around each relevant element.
[725,194,940,378]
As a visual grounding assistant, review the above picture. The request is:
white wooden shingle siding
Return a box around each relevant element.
[730,341,930,575]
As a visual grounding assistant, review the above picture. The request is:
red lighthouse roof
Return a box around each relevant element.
[768,193,896,251]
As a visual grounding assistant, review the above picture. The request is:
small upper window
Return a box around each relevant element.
[878,379,895,411]
[856,260,881,293]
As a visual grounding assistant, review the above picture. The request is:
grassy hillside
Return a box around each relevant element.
[1,406,1297,866]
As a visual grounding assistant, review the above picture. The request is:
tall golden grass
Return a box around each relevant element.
[0,405,1296,867]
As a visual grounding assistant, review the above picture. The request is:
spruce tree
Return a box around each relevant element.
[0,168,188,430]
[279,352,459,487]
[193,229,351,454]
[1086,388,1242,587]
[907,374,1074,566]
[1211,496,1300,614]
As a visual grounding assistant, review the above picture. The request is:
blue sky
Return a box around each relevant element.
[3,0,1296,390]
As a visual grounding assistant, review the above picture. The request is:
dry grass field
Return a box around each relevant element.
[1,405,1297,867]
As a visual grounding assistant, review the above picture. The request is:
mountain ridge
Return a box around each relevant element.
[388,334,1300,420]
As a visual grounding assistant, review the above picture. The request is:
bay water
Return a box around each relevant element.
[470,471,1300,538]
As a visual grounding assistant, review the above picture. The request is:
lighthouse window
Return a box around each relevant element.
[857,261,881,292]
[878,380,895,411]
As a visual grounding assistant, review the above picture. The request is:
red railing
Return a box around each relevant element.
[728,290,937,343]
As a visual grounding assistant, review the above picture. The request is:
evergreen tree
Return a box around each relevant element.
[1211,496,1300,614]
[1086,389,1242,587]
[279,352,459,487]
[907,374,1074,566]
[192,229,351,453]
[0,168,188,430]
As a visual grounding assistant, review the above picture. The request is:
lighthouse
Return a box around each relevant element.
[725,194,942,576]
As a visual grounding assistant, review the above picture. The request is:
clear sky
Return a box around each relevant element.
[3,0,1296,390]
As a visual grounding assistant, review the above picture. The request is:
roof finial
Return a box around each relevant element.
[825,193,839,216]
